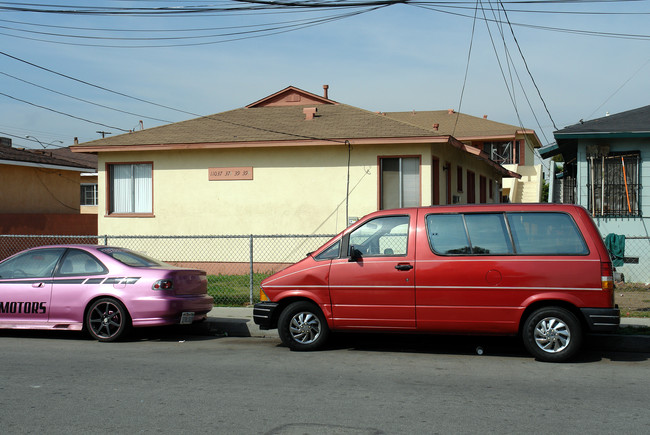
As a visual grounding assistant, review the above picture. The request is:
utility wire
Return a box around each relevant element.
[0,71,174,123]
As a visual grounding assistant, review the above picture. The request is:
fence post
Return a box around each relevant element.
[249,234,254,305]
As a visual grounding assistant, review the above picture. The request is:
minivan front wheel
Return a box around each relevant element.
[278,301,330,351]
[522,307,582,362]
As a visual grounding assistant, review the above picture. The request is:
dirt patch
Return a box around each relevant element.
[616,286,650,317]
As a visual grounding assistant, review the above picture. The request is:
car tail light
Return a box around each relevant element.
[601,261,615,305]
[153,279,173,290]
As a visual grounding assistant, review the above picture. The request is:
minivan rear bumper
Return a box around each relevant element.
[253,302,279,330]
[581,307,621,333]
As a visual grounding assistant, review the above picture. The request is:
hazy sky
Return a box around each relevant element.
[1,0,649,158]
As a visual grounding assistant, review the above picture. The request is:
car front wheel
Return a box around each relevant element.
[85,298,130,342]
[278,301,330,351]
[522,307,582,362]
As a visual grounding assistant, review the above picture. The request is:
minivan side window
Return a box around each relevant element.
[507,212,588,255]
[315,241,341,261]
[427,212,588,256]
[427,214,471,254]
[349,216,409,257]
[427,213,513,255]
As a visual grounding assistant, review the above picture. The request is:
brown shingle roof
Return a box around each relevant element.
[384,110,531,139]
[74,104,444,149]
[0,144,95,170]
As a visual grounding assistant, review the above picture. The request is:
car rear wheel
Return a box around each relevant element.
[522,307,582,362]
[85,298,130,342]
[278,301,330,351]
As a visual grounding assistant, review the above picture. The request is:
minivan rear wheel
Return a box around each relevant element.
[522,307,582,362]
[278,301,330,351]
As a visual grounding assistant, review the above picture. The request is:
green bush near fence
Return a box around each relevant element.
[207,273,273,306]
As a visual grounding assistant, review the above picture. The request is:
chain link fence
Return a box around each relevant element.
[0,234,335,306]
[2,233,649,306]
[611,236,650,284]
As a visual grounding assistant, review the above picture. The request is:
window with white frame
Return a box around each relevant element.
[487,141,519,164]
[587,152,640,217]
[380,157,420,209]
[80,183,98,206]
[108,163,153,214]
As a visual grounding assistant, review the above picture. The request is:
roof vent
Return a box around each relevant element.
[303,107,317,120]
[448,109,455,114]
[433,123,439,131]
[483,115,488,119]
[323,84,329,99]
[0,137,12,148]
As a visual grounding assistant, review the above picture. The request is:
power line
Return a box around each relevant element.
[0,71,174,123]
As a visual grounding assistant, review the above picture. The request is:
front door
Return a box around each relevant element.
[0,248,65,324]
[329,214,416,329]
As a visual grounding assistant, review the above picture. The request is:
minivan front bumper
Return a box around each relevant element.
[253,302,279,330]
[581,307,621,333]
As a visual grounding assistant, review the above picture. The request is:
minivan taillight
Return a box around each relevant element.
[601,261,614,291]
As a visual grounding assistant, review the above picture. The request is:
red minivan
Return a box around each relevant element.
[254,204,619,362]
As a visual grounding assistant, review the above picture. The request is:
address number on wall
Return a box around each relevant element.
[209,167,253,181]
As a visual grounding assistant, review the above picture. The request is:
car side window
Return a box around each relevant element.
[0,248,65,279]
[464,214,514,255]
[427,214,471,254]
[315,241,341,261]
[507,212,588,255]
[349,216,409,257]
[57,249,107,276]
[427,213,513,255]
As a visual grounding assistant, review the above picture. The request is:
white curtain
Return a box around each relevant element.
[111,164,152,213]
[401,157,419,207]
[133,164,152,213]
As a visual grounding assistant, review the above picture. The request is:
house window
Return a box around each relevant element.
[467,171,476,204]
[456,166,463,192]
[587,152,640,217]
[80,184,98,206]
[108,163,153,214]
[479,175,487,203]
[380,157,420,209]
[487,141,517,164]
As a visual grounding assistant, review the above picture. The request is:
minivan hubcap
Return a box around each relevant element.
[533,317,570,353]
[289,312,321,344]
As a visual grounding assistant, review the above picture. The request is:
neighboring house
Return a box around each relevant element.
[27,145,99,214]
[384,110,543,203]
[0,137,97,237]
[71,86,519,242]
[542,105,650,282]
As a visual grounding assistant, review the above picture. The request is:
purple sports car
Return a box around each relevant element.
[0,245,214,341]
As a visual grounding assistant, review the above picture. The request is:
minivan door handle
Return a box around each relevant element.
[395,263,413,271]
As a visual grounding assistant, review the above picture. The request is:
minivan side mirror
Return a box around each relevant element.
[349,246,362,262]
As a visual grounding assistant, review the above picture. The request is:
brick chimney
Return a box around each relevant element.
[323,84,329,99]
[303,107,317,120]
[0,137,12,148]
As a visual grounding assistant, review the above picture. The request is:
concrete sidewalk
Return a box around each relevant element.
[198,307,650,353]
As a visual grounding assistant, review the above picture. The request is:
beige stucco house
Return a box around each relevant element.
[384,110,543,203]
[71,86,519,237]
[0,137,97,242]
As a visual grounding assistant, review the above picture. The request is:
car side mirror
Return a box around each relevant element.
[349,245,362,262]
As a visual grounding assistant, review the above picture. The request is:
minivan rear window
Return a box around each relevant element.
[507,212,588,255]
[426,212,588,256]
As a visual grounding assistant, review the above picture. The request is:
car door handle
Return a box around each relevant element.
[395,263,413,271]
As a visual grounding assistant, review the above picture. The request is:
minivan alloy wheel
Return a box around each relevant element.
[289,311,321,344]
[533,317,570,353]
[522,307,582,362]
[278,301,330,351]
